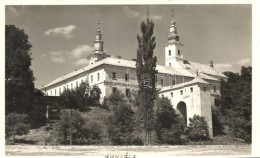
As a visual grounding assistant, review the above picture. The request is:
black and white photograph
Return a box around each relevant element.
[2,0,259,157]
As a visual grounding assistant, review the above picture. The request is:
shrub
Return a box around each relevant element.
[55,109,85,144]
[107,89,138,145]
[107,103,135,145]
[55,109,103,145]
[80,121,103,144]
[154,97,188,145]
[188,115,209,141]
[5,112,30,142]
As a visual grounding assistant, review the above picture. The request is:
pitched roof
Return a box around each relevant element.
[178,60,227,78]
[159,76,210,92]
[42,57,224,89]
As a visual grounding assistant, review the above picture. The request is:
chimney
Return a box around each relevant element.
[117,56,121,59]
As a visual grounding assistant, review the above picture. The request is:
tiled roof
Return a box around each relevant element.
[42,57,225,89]
[178,60,227,78]
[159,76,211,92]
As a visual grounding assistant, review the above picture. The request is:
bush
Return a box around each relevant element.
[154,97,188,145]
[55,109,85,144]
[5,112,30,142]
[107,89,138,145]
[108,103,135,145]
[55,109,103,145]
[80,121,103,144]
[188,115,209,141]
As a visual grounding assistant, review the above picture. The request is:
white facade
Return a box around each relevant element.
[41,17,227,138]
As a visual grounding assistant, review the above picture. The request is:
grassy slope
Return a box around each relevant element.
[14,107,113,145]
[13,106,247,146]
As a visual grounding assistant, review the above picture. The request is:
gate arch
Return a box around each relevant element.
[176,101,187,123]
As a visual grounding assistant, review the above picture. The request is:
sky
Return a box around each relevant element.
[5,5,252,89]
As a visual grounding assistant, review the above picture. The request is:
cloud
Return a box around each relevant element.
[74,58,90,65]
[151,15,162,20]
[214,63,233,72]
[123,6,140,18]
[237,58,251,66]
[49,51,65,56]
[44,25,77,39]
[68,45,93,59]
[50,56,66,63]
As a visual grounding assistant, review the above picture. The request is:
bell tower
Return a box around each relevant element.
[87,21,109,64]
[165,10,183,67]
[94,21,104,53]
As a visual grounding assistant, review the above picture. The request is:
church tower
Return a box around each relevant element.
[165,11,183,67]
[94,21,104,53]
[87,21,109,64]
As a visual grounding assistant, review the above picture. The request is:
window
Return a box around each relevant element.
[46,92,48,96]
[125,74,129,82]
[113,87,117,93]
[172,79,175,85]
[161,79,164,87]
[81,79,83,83]
[190,87,193,93]
[71,83,73,89]
[162,94,164,98]
[50,91,52,95]
[76,81,78,88]
[97,73,100,81]
[214,86,216,92]
[63,86,66,91]
[203,87,206,92]
[180,90,183,95]
[178,49,181,56]
[171,92,173,97]
[169,50,171,56]
[91,75,93,83]
[55,89,56,96]
[59,88,61,95]
[126,88,130,97]
[67,85,68,90]
[112,72,116,80]
[169,62,171,67]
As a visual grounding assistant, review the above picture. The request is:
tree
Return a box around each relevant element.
[88,85,102,107]
[154,98,187,145]
[107,89,139,145]
[54,109,103,145]
[60,82,91,111]
[215,66,252,143]
[5,25,35,113]
[5,112,30,143]
[136,15,157,145]
[188,115,209,141]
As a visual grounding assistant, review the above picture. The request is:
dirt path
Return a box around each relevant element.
[5,145,251,156]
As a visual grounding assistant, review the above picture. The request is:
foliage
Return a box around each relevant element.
[107,90,139,145]
[136,16,157,145]
[5,25,35,113]
[154,97,187,145]
[212,107,225,136]
[55,109,103,145]
[215,66,252,143]
[89,85,102,107]
[188,115,209,141]
[60,82,101,111]
[5,112,30,141]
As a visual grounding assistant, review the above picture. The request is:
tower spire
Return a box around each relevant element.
[94,20,104,53]
[147,6,150,19]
